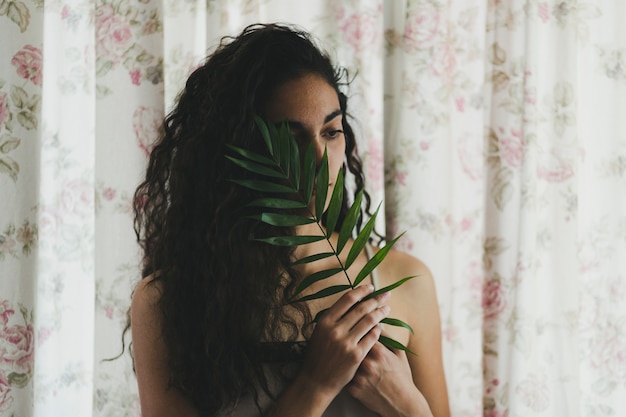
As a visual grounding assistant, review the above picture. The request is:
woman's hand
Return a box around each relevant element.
[297,284,391,401]
[347,342,434,417]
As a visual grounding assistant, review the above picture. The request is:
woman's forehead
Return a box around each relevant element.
[264,74,341,126]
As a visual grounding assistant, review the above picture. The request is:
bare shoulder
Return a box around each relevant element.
[131,275,162,327]
[374,247,437,305]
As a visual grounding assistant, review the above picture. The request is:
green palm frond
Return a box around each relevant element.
[227,115,415,352]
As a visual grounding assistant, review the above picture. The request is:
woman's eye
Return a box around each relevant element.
[324,130,344,140]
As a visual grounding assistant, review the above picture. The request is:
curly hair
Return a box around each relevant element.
[130,23,376,415]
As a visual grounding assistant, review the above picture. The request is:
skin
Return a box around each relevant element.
[131,73,450,417]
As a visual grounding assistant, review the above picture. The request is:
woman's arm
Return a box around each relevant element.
[404,259,450,417]
[131,277,201,417]
[347,251,450,417]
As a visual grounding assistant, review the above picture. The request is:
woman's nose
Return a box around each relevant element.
[312,137,325,162]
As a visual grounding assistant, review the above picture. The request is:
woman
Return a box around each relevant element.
[130,23,449,417]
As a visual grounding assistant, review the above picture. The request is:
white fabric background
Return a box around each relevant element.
[0,0,625,416]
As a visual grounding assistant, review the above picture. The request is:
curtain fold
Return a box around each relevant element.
[1,0,625,416]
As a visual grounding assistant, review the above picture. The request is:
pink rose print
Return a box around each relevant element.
[467,261,484,300]
[459,216,473,232]
[38,207,61,235]
[365,139,384,189]
[404,3,440,50]
[457,133,484,181]
[396,235,414,252]
[395,171,407,186]
[590,323,626,380]
[61,179,95,219]
[102,187,116,201]
[445,215,474,236]
[538,3,549,23]
[133,106,162,156]
[484,409,508,417]
[96,4,134,64]
[11,45,43,86]
[455,97,465,112]
[430,43,457,79]
[0,301,15,327]
[515,374,550,412]
[37,326,53,346]
[499,128,525,169]
[578,293,598,332]
[537,149,574,182]
[0,92,9,128]
[0,323,35,376]
[341,13,378,52]
[0,374,13,413]
[482,279,507,320]
[130,69,141,86]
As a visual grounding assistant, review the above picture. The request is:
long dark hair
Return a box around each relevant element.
[130,23,374,415]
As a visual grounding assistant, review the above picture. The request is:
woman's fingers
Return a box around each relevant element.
[322,284,376,321]
[299,286,392,398]
[350,304,389,341]
[314,286,391,355]
[342,291,390,333]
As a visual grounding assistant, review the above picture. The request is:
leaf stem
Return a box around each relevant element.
[308,214,354,289]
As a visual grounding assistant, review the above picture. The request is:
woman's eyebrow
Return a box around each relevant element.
[323,109,342,124]
[285,109,343,131]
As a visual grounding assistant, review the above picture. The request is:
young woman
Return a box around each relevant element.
[130,23,450,417]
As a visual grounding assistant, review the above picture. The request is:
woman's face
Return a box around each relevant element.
[264,73,346,213]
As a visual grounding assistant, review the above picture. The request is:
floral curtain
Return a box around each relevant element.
[1,0,625,416]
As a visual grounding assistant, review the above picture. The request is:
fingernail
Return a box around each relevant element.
[367,284,374,292]
[382,305,391,314]
[379,291,390,300]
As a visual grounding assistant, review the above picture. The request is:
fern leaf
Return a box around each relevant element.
[255,213,316,227]
[255,235,326,246]
[294,267,344,296]
[268,122,281,163]
[315,148,329,219]
[301,142,315,205]
[289,128,301,190]
[379,335,415,355]
[363,276,417,301]
[225,156,285,178]
[336,190,363,255]
[345,202,380,270]
[313,308,329,323]
[230,179,295,193]
[227,144,275,166]
[380,318,414,334]
[291,252,335,266]
[352,233,403,287]
[254,116,273,154]
[324,166,344,237]
[247,198,307,209]
[278,122,291,175]
[291,284,351,303]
